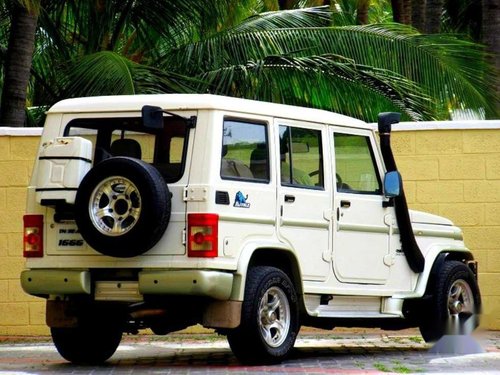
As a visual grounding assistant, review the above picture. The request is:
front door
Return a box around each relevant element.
[276,120,331,282]
[332,129,396,285]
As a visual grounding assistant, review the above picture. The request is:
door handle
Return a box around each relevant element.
[284,195,295,203]
[340,200,351,208]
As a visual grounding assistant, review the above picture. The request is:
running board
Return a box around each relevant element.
[305,294,404,318]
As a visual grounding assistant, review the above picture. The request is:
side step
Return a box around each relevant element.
[305,294,404,318]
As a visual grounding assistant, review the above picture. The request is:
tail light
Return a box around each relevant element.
[23,215,44,257]
[187,213,218,258]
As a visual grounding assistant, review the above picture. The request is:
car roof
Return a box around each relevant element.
[48,94,369,129]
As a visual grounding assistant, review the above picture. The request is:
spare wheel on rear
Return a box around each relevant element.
[75,156,171,257]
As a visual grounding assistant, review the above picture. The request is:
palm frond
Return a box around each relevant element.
[231,6,332,32]
[60,51,199,98]
[167,23,497,118]
[197,54,432,121]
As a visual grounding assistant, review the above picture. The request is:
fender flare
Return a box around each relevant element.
[230,240,303,301]
[394,244,474,299]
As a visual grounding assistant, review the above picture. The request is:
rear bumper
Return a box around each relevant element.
[21,269,91,295]
[21,269,234,300]
[138,269,233,300]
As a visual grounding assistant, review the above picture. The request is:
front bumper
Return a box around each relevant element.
[21,269,234,300]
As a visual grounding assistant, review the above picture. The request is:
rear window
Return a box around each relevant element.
[64,116,190,183]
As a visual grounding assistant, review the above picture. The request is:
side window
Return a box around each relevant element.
[221,120,269,182]
[279,125,323,188]
[334,133,382,194]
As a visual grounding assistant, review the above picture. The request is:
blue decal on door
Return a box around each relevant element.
[234,191,250,208]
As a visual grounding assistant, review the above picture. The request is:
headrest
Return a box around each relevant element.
[111,138,142,159]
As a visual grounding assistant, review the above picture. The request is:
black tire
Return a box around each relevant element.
[51,324,122,364]
[75,157,171,257]
[419,260,481,342]
[227,266,299,364]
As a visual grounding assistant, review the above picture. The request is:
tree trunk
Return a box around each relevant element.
[482,0,500,114]
[278,0,296,9]
[411,0,425,32]
[402,0,412,25]
[0,4,38,127]
[424,0,443,34]
[357,0,370,25]
[392,0,411,25]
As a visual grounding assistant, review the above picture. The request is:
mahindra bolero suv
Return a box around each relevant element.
[21,94,481,364]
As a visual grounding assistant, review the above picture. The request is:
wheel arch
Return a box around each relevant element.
[400,245,476,299]
[233,244,304,312]
[401,248,479,327]
[423,250,478,298]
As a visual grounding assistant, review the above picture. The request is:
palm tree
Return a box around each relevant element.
[411,0,425,32]
[425,0,444,33]
[358,0,372,24]
[391,0,411,24]
[482,0,500,113]
[0,0,39,127]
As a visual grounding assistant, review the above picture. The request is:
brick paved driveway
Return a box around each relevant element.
[0,329,498,374]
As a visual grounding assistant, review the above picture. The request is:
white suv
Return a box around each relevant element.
[21,94,481,364]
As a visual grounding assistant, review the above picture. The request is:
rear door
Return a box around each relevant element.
[275,119,332,282]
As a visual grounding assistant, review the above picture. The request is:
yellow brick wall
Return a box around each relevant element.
[392,125,500,330]
[0,131,48,335]
[0,124,499,335]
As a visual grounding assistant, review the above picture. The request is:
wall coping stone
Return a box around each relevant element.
[1,120,500,137]
[0,128,42,136]
[370,120,500,131]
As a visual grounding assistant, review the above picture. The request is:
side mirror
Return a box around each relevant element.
[142,105,164,129]
[384,171,402,198]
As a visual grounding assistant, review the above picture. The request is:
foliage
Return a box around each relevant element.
[0,0,498,126]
